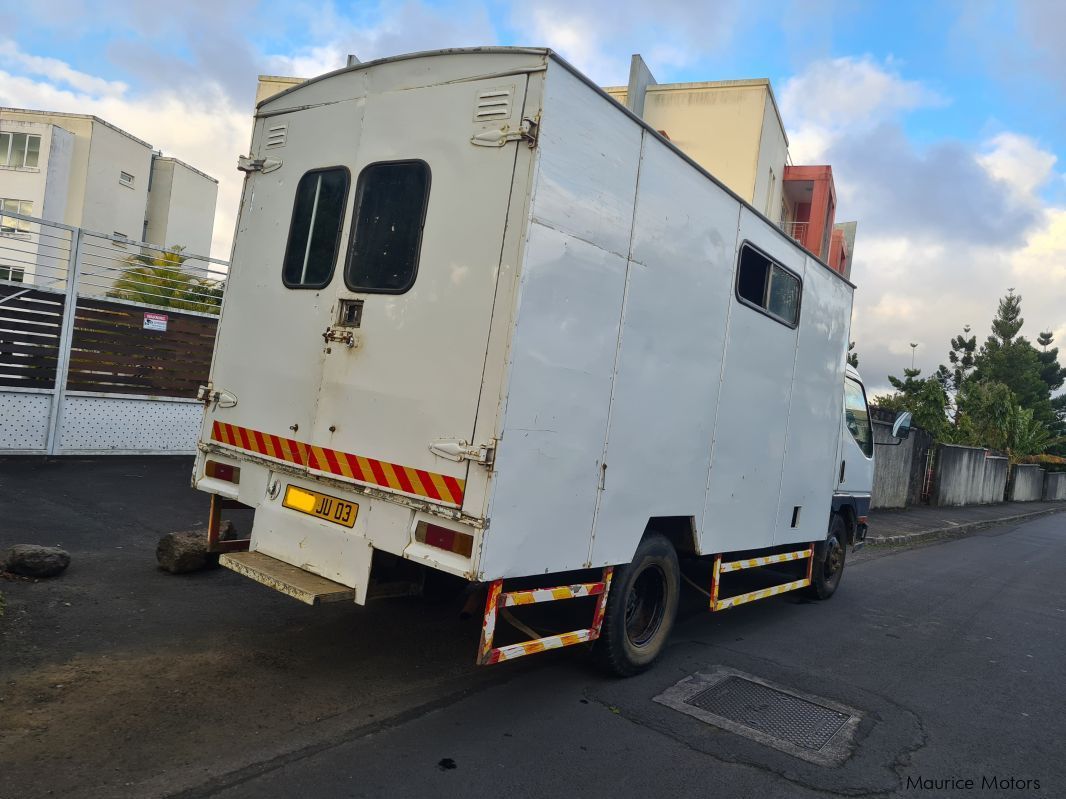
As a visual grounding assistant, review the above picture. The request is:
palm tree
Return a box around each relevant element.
[107,246,224,314]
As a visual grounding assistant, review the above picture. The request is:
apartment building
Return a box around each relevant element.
[0,108,218,283]
[605,57,856,279]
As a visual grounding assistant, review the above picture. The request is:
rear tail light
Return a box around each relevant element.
[205,460,241,484]
[415,521,474,558]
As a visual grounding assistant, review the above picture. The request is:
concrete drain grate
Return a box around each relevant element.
[654,667,862,766]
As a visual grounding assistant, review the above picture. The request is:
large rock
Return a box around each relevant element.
[156,531,217,574]
[4,544,71,578]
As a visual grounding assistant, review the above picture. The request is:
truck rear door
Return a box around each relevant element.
[207,74,529,513]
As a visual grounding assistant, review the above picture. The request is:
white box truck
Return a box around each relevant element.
[194,47,900,675]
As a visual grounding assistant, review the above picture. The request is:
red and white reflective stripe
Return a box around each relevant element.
[489,630,594,662]
[714,578,811,610]
[720,548,813,573]
[711,542,816,612]
[210,420,464,506]
[500,580,608,606]
[478,567,614,666]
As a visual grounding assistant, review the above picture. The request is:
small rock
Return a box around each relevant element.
[3,545,71,578]
[156,531,218,574]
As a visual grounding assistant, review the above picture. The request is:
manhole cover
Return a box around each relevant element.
[685,676,850,750]
[655,667,862,766]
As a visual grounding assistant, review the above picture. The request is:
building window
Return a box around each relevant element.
[735,242,801,327]
[282,167,350,289]
[843,377,873,458]
[0,132,41,168]
[0,266,25,283]
[0,198,34,233]
[344,160,430,294]
[119,171,135,188]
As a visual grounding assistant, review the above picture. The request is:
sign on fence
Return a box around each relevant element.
[143,312,168,332]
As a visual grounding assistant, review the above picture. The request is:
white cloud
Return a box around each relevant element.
[0,38,128,98]
[267,0,498,81]
[978,132,1058,205]
[507,0,749,86]
[780,55,945,163]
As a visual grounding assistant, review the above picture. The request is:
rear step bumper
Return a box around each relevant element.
[220,551,355,605]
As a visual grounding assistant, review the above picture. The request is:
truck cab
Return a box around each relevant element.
[835,366,875,548]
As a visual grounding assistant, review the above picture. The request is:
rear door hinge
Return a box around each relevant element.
[429,439,496,466]
[237,155,283,173]
[197,383,237,409]
[470,116,539,149]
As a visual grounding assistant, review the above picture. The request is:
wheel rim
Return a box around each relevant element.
[625,564,667,648]
[824,536,844,582]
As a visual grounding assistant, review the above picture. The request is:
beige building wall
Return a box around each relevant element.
[256,75,305,105]
[752,92,788,220]
[0,109,154,237]
[80,120,152,241]
[2,110,94,226]
[602,80,788,212]
[1,119,54,221]
[145,156,218,255]
[0,107,218,286]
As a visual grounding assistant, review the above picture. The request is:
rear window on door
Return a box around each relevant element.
[282,167,350,289]
[345,161,431,294]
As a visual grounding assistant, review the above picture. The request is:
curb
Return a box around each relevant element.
[867,505,1066,547]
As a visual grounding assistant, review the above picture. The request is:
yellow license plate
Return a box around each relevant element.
[282,485,358,528]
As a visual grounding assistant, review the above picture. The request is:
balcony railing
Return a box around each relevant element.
[780,220,808,243]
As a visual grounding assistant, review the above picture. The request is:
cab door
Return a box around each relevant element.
[838,376,875,496]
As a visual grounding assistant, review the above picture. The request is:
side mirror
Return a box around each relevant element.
[891,411,913,440]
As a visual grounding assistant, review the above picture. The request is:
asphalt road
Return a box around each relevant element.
[2,457,1065,798]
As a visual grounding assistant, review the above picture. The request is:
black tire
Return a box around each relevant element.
[595,534,680,677]
[806,514,847,600]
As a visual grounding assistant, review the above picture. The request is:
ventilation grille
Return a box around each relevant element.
[474,86,513,122]
[264,123,288,149]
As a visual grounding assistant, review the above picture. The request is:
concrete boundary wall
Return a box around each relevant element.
[1044,472,1066,501]
[932,444,1008,507]
[871,411,934,509]
[1009,464,1046,502]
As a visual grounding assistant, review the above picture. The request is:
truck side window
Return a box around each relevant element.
[843,378,874,458]
[735,243,801,327]
[282,167,350,289]
[345,160,431,294]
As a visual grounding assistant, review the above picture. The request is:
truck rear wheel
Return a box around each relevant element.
[595,534,680,677]
[806,514,847,600]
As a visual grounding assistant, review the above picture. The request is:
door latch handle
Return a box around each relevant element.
[322,327,358,349]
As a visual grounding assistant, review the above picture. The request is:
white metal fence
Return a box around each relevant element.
[0,211,227,455]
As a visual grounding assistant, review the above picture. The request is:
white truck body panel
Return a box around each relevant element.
[195,49,859,600]
[590,133,740,567]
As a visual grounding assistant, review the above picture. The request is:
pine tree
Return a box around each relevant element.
[882,368,949,438]
[944,324,977,393]
[972,290,1054,426]
[1036,330,1066,393]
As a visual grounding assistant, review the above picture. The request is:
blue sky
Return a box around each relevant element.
[4,0,1065,392]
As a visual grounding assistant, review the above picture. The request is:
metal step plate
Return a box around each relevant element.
[654,666,862,766]
[220,551,355,605]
